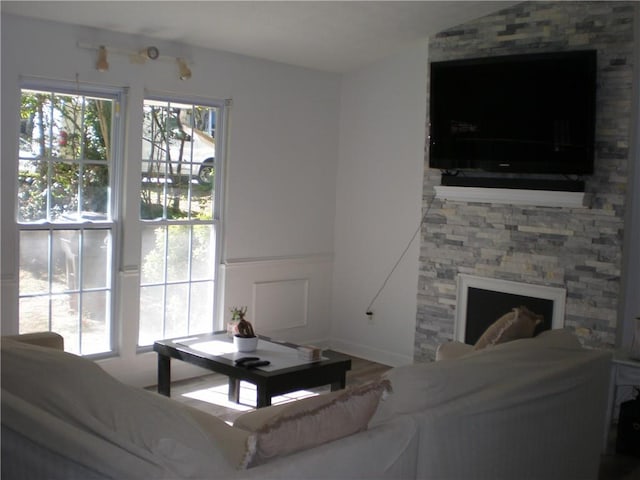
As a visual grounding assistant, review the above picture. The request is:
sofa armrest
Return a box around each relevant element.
[2,332,64,351]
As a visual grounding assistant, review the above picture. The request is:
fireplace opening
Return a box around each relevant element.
[455,274,566,345]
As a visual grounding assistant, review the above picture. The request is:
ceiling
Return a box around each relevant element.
[1,1,517,73]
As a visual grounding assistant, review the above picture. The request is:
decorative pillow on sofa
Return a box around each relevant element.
[473,305,543,350]
[233,379,391,466]
[435,340,474,361]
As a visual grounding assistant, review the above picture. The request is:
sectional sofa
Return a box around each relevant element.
[1,328,611,479]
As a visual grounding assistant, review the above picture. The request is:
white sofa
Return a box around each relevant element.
[1,329,611,479]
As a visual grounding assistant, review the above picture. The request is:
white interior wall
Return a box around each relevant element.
[1,14,340,385]
[331,40,428,366]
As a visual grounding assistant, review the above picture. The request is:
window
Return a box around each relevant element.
[17,84,122,355]
[138,97,222,346]
[14,84,225,357]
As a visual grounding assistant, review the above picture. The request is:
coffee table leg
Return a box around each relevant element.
[257,387,272,408]
[157,354,171,397]
[330,372,347,391]
[228,377,241,404]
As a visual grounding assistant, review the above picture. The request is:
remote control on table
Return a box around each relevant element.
[244,360,270,368]
[234,356,260,365]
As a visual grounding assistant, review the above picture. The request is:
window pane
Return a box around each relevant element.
[19,230,50,295]
[83,98,112,161]
[189,281,215,333]
[81,290,110,355]
[20,89,114,222]
[141,226,166,285]
[17,160,47,222]
[167,225,190,283]
[192,225,215,281]
[19,297,49,333]
[140,182,166,220]
[53,230,75,293]
[82,230,110,289]
[82,164,110,214]
[139,285,165,346]
[50,161,81,220]
[20,228,112,355]
[140,100,216,221]
[51,293,79,352]
[54,94,81,160]
[165,283,189,338]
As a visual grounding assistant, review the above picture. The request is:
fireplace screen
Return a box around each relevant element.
[455,275,566,345]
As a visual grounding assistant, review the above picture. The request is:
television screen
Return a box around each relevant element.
[429,50,597,175]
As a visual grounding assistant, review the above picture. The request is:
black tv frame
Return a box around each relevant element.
[429,50,597,188]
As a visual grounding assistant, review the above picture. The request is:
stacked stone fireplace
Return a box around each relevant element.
[414,1,634,362]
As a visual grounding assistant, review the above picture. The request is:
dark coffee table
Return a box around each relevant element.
[153,333,351,408]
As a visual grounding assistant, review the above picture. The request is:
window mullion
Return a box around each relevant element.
[77,229,84,353]
[187,225,193,334]
[46,92,54,222]
[77,95,86,215]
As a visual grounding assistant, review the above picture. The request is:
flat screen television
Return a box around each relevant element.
[429,50,597,176]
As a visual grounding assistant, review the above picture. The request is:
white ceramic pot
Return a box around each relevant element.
[234,335,258,352]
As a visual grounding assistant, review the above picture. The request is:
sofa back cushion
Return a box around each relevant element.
[370,328,605,426]
[1,338,253,477]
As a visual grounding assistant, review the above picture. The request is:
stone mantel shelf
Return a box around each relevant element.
[434,186,587,208]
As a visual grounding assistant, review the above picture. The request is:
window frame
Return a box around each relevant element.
[16,78,126,358]
[136,92,227,351]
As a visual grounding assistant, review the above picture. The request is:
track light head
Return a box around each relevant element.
[96,45,109,72]
[177,58,192,80]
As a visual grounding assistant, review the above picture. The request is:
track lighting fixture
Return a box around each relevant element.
[177,58,192,80]
[96,45,109,72]
[79,42,192,79]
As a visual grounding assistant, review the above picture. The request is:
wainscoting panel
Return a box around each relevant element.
[252,279,309,331]
[222,255,333,345]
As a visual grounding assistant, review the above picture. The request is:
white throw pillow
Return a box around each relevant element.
[473,306,543,350]
[435,341,474,360]
[233,379,391,466]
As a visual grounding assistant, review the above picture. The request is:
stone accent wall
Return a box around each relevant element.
[415,1,637,361]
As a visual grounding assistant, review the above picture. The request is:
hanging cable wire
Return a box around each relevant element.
[365,193,437,316]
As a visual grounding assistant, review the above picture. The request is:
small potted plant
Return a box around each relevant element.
[229,306,258,352]
[227,306,243,336]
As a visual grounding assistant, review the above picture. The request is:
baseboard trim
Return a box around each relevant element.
[329,337,412,367]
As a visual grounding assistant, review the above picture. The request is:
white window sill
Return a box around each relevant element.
[434,186,587,208]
